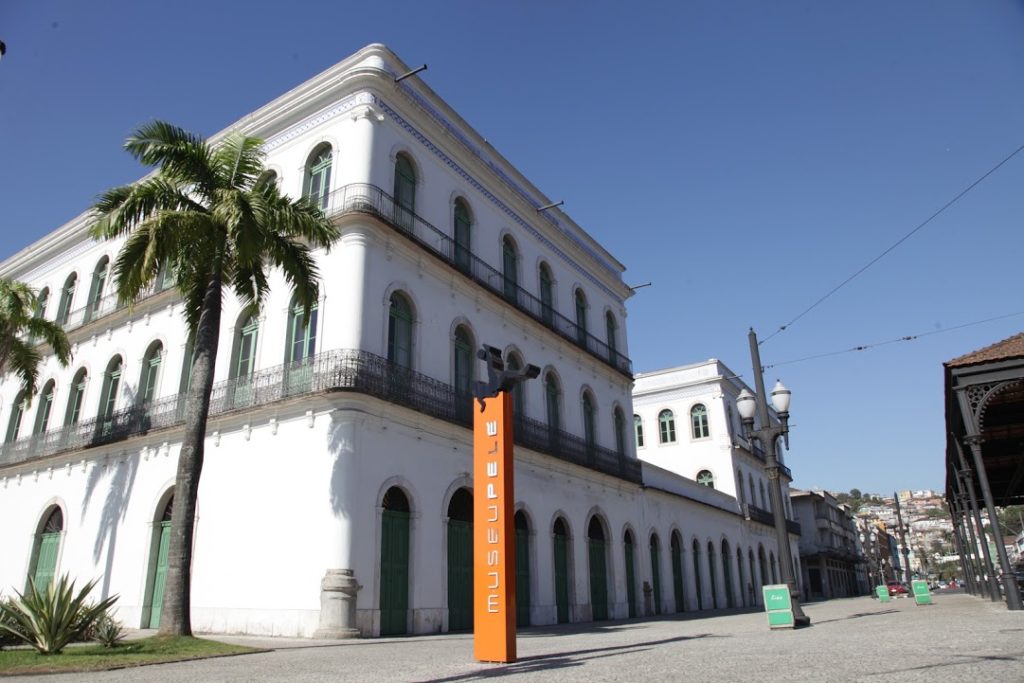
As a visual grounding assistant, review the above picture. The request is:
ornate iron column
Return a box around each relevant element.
[949,497,977,596]
[955,449,1001,601]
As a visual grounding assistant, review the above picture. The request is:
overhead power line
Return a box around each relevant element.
[762,310,1024,370]
[762,142,1024,345]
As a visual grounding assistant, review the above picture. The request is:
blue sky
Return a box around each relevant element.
[2,1,1023,496]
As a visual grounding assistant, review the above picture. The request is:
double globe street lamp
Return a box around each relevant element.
[735,328,809,626]
[859,529,880,595]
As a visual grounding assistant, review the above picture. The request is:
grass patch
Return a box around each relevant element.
[0,635,261,675]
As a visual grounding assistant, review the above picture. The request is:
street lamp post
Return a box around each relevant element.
[736,328,809,627]
[859,529,878,596]
[893,492,913,587]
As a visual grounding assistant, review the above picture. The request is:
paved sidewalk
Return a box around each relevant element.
[11,592,1024,682]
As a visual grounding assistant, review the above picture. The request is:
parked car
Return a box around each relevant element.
[886,580,908,596]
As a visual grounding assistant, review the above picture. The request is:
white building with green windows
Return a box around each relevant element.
[0,44,799,639]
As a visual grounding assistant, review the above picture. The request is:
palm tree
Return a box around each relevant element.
[91,121,338,636]
[0,278,72,400]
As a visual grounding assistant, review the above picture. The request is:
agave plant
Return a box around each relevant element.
[0,575,118,655]
[92,613,126,648]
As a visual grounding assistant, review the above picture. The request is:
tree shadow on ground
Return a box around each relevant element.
[862,651,1024,678]
[412,633,725,682]
[812,609,899,625]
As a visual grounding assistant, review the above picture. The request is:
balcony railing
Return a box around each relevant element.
[0,349,641,483]
[55,276,175,336]
[320,183,633,377]
[743,503,802,536]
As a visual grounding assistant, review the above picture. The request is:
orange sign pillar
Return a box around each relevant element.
[473,390,517,663]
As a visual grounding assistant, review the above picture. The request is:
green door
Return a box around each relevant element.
[650,541,662,615]
[447,520,473,631]
[624,537,637,618]
[672,539,685,612]
[515,524,531,627]
[588,539,608,621]
[148,521,171,628]
[380,509,410,635]
[554,525,570,623]
[33,532,60,589]
[693,542,704,610]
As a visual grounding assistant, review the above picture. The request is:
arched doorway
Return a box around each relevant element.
[447,488,473,631]
[759,545,769,586]
[380,487,411,635]
[649,533,662,615]
[737,547,747,607]
[145,495,173,628]
[553,518,571,623]
[30,506,64,590]
[514,511,531,627]
[624,530,638,618]
[671,532,685,612]
[587,517,609,621]
[749,548,759,604]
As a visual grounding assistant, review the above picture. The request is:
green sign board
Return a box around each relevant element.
[875,585,891,602]
[763,584,794,629]
[911,580,932,606]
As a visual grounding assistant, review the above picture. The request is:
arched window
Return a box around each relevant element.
[179,338,196,397]
[697,469,715,488]
[34,287,50,320]
[145,493,174,628]
[581,391,596,455]
[65,368,87,426]
[574,289,588,344]
[544,372,561,436]
[634,414,645,448]
[388,293,413,369]
[33,381,56,435]
[658,409,676,443]
[56,273,77,326]
[85,256,110,322]
[304,145,333,209]
[5,390,28,443]
[613,407,626,456]
[139,342,163,406]
[287,298,319,363]
[453,325,475,400]
[506,353,526,418]
[539,263,554,325]
[502,236,519,303]
[605,311,618,361]
[231,314,259,379]
[736,469,745,505]
[749,474,756,507]
[393,153,416,231]
[691,403,710,439]
[98,356,123,428]
[453,199,472,273]
[30,507,63,589]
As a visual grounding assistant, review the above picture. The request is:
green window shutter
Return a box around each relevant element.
[57,275,76,326]
[659,410,675,443]
[691,404,709,439]
[101,361,122,421]
[502,239,518,303]
[447,520,473,631]
[6,397,26,443]
[515,524,531,627]
[141,347,163,406]
[454,202,471,272]
[236,321,259,378]
[634,415,644,448]
[306,148,333,209]
[588,539,608,621]
[393,156,416,231]
[34,388,54,434]
[545,377,561,435]
[148,521,171,628]
[650,541,662,615]
[671,537,685,612]
[506,356,525,418]
[624,538,637,618]
[33,532,61,589]
[539,265,554,325]
[380,509,410,635]
[606,313,617,359]
[67,375,86,426]
[614,410,626,455]
[582,394,596,454]
[288,304,319,363]
[553,528,570,623]
[723,545,735,608]
[708,544,718,609]
[388,295,413,369]
[453,328,473,397]
[693,543,703,610]
[574,291,587,344]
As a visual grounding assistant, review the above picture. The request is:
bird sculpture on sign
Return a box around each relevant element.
[473,345,540,409]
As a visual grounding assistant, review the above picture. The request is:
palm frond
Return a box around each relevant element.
[212,131,266,190]
[265,233,320,320]
[5,337,41,399]
[23,317,72,367]
[124,121,218,196]
[260,192,339,251]
[91,177,204,240]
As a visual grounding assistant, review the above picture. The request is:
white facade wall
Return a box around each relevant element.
[0,44,794,638]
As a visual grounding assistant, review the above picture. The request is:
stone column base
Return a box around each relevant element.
[313,568,361,639]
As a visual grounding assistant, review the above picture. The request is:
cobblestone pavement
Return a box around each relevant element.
[12,592,1024,682]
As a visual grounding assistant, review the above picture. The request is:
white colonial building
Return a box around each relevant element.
[0,44,798,639]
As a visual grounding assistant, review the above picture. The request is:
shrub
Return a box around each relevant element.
[0,596,20,649]
[0,575,118,655]
[93,613,126,648]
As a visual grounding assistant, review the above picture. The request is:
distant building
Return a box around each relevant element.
[790,490,859,599]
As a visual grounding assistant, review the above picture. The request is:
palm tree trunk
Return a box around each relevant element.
[159,272,223,636]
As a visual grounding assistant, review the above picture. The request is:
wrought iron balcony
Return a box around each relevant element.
[55,277,175,336]
[743,503,802,536]
[319,183,633,377]
[0,349,641,483]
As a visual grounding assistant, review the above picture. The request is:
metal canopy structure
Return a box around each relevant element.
[944,332,1024,610]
